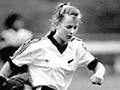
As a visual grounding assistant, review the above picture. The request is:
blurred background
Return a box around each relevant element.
[0,0,120,90]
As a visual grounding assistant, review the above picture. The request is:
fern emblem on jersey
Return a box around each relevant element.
[68,59,74,64]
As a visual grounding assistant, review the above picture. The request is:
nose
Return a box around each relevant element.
[70,28,75,34]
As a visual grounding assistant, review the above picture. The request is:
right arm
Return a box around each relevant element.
[0,38,40,78]
[0,38,34,78]
[0,61,12,78]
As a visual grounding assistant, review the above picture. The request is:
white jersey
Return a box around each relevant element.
[12,33,94,90]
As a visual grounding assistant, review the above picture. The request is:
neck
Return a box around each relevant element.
[53,34,67,47]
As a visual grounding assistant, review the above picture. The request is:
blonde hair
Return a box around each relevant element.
[49,2,82,31]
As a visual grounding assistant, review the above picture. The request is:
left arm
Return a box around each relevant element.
[88,61,105,85]
[76,40,105,85]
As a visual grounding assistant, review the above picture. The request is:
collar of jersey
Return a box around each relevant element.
[47,31,68,54]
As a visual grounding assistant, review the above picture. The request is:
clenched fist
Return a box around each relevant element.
[90,73,104,85]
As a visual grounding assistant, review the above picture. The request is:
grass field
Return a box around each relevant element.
[68,68,120,90]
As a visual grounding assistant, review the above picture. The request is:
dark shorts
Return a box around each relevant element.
[34,85,55,90]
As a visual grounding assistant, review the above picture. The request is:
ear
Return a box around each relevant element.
[57,21,62,29]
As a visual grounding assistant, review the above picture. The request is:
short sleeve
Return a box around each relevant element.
[11,38,41,67]
[12,43,34,67]
[76,40,95,67]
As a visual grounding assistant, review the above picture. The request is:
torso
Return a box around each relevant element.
[29,37,82,90]
[13,33,94,90]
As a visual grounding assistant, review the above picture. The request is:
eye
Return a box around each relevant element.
[66,25,72,29]
[74,26,78,29]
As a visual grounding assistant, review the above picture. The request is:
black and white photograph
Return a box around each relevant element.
[0,0,119,90]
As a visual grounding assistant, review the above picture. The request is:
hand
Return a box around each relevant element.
[90,73,104,86]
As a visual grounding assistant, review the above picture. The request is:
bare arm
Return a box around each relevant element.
[94,62,105,76]
[90,62,105,85]
[0,61,13,78]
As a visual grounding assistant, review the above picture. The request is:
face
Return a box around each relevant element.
[56,14,80,43]
[13,19,24,29]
